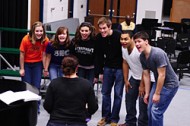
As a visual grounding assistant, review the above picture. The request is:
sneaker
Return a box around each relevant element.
[97,118,107,126]
[110,122,118,126]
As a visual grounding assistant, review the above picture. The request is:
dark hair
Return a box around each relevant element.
[125,15,132,25]
[61,55,79,76]
[121,30,134,38]
[72,22,96,46]
[50,26,70,48]
[133,31,150,41]
[29,21,46,44]
[97,17,112,28]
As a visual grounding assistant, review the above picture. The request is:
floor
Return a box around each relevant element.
[35,74,190,126]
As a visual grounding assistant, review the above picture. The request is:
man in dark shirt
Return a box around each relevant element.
[95,17,124,126]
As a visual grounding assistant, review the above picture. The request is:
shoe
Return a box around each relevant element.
[118,123,128,126]
[110,122,118,126]
[97,118,107,126]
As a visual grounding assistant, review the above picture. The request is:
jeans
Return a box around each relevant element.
[77,67,94,86]
[148,84,178,126]
[125,77,148,126]
[21,61,42,112]
[101,67,124,123]
[21,61,42,89]
[47,121,87,126]
[49,63,63,80]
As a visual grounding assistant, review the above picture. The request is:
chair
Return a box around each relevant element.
[176,50,190,81]
[157,37,167,51]
[181,18,190,33]
[165,37,177,60]
[176,33,190,51]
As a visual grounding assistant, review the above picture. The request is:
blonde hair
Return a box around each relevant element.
[29,21,46,44]
[97,17,112,28]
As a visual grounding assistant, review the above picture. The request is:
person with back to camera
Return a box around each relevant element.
[19,21,49,113]
[43,55,98,126]
[118,15,135,32]
[43,26,74,80]
[119,31,155,126]
[133,31,179,126]
[95,17,124,126]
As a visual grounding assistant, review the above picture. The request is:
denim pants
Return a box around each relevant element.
[125,76,148,126]
[22,61,42,89]
[47,121,87,126]
[77,67,94,86]
[101,67,124,123]
[21,61,42,112]
[49,63,63,80]
[148,84,178,126]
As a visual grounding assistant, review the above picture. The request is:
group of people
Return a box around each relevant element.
[19,16,179,126]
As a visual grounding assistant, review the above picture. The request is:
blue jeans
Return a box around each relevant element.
[77,67,94,86]
[101,67,124,123]
[148,84,178,126]
[21,61,42,112]
[21,61,42,89]
[47,121,87,126]
[49,63,63,80]
[125,77,148,126]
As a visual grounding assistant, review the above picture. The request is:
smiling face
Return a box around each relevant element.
[58,30,67,44]
[120,33,133,49]
[134,38,149,53]
[34,26,44,40]
[98,23,111,37]
[80,26,91,40]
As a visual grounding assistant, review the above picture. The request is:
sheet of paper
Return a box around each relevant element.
[0,90,41,105]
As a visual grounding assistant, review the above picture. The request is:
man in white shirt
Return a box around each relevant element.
[119,31,154,126]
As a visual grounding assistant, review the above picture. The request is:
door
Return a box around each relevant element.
[88,0,136,31]
[87,0,106,31]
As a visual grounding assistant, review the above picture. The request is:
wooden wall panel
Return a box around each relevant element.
[170,0,190,22]
[119,0,136,22]
[31,0,40,26]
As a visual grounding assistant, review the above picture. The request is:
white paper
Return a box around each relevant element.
[0,90,41,105]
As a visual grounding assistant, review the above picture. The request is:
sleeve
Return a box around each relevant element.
[118,24,122,32]
[43,83,54,113]
[122,47,127,60]
[42,38,49,52]
[154,51,167,68]
[140,54,148,70]
[86,86,98,115]
[45,43,52,54]
[19,36,27,52]
[69,39,76,55]
[94,35,104,77]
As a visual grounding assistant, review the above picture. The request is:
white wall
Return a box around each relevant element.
[41,0,164,25]
[73,0,87,24]
[136,0,164,24]
[43,0,68,23]
[27,0,31,29]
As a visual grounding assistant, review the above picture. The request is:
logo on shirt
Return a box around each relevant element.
[54,50,70,56]
[75,47,94,55]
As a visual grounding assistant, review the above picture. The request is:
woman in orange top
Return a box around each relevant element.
[19,21,49,94]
